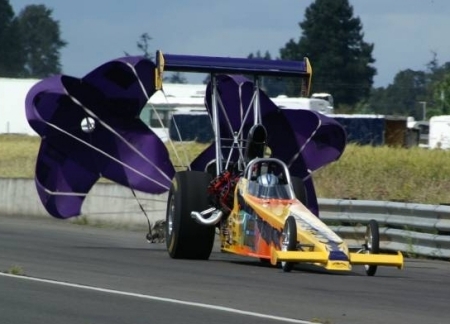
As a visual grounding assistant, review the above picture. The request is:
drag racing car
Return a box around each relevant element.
[25,51,404,275]
[161,54,404,275]
[166,138,404,275]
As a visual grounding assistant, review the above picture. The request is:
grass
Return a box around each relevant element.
[165,141,210,170]
[1,134,450,204]
[0,134,39,178]
[70,215,90,226]
[5,265,25,276]
[313,144,450,205]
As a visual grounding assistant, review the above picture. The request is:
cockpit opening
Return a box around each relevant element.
[245,158,295,200]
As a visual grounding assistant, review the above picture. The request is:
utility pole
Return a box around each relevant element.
[418,101,427,120]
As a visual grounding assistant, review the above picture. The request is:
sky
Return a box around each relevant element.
[9,0,450,87]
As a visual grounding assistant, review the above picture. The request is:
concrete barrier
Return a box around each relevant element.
[1,179,449,259]
[0,178,167,229]
[0,178,48,217]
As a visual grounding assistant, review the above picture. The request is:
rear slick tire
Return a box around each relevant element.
[166,171,215,259]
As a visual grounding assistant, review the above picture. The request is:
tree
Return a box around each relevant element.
[424,54,450,116]
[366,53,450,119]
[17,4,66,78]
[0,0,25,77]
[137,33,154,60]
[280,0,376,109]
[127,33,188,84]
[205,50,287,96]
[368,69,427,118]
[247,50,271,61]
[246,50,287,97]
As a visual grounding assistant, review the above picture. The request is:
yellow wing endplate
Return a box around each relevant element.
[154,50,164,91]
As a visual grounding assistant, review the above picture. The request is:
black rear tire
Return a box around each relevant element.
[281,216,297,272]
[166,171,215,259]
[364,219,380,276]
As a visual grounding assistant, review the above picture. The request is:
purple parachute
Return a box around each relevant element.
[26,56,175,218]
[26,54,345,219]
[190,75,346,216]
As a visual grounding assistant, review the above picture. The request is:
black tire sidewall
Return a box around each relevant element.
[281,216,297,272]
[365,219,380,276]
[166,171,215,259]
[367,219,380,253]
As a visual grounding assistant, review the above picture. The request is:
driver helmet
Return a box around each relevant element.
[257,173,279,186]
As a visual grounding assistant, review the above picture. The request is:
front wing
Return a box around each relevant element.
[270,248,404,271]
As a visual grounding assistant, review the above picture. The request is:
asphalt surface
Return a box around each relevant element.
[0,215,449,324]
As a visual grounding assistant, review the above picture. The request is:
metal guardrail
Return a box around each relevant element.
[318,198,450,259]
[1,178,448,259]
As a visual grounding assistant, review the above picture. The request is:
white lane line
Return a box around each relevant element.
[0,272,314,324]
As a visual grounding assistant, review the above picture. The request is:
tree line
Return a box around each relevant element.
[1,0,449,119]
[0,0,66,78]
[247,0,449,120]
[366,53,450,119]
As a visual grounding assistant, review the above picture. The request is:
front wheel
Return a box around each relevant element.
[364,219,380,276]
[166,171,215,259]
[281,216,297,272]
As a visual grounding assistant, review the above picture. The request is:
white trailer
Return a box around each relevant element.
[428,115,450,149]
[271,94,334,115]
[0,78,39,135]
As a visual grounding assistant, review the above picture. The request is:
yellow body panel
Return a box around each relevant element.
[220,178,405,272]
[349,252,404,269]
[270,248,404,271]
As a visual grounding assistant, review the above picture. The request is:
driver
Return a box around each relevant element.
[255,165,280,198]
[257,173,279,186]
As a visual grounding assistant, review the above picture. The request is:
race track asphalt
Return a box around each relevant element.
[0,215,448,324]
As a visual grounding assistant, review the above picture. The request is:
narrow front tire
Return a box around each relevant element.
[364,219,380,276]
[281,216,297,272]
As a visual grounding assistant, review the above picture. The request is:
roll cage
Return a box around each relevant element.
[244,158,296,200]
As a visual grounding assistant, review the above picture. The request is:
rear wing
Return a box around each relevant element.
[154,50,312,96]
[152,50,313,177]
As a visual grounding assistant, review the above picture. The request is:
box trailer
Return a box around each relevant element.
[429,115,450,149]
